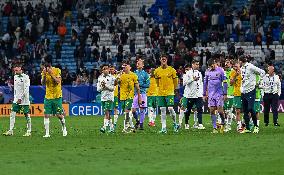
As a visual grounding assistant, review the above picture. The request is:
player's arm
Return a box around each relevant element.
[250,64,265,78]
[47,68,61,84]
[172,69,179,96]
[23,76,30,99]
[183,71,194,86]
[277,75,281,96]
[97,78,102,92]
[154,69,160,87]
[203,71,208,97]
[221,70,228,98]
[134,75,142,104]
[41,68,47,85]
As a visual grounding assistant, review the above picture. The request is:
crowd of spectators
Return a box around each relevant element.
[0,0,284,88]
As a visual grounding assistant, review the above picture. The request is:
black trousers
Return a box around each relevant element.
[241,89,257,129]
[184,97,203,125]
[263,93,279,124]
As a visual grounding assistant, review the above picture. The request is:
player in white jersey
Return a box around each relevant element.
[97,64,116,133]
[239,56,265,133]
[183,60,205,130]
[3,64,32,137]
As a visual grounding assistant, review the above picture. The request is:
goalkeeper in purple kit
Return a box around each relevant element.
[203,58,228,133]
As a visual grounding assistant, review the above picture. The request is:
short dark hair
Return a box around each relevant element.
[184,64,191,69]
[192,59,199,64]
[122,60,130,65]
[238,55,247,63]
[13,63,22,68]
[207,58,215,66]
[100,64,109,70]
[160,54,168,59]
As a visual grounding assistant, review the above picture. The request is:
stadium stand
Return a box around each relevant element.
[0,0,283,87]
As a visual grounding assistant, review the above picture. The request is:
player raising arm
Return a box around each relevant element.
[41,57,67,137]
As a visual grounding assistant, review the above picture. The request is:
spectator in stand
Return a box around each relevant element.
[91,29,100,46]
[54,40,62,61]
[120,29,128,45]
[124,18,130,32]
[101,46,107,62]
[129,16,137,32]
[57,22,67,42]
[111,32,120,45]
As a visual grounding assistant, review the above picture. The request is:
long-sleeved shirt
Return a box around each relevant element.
[134,69,150,95]
[97,74,115,102]
[262,74,281,96]
[240,62,265,94]
[13,73,30,105]
[203,67,227,97]
[183,69,203,98]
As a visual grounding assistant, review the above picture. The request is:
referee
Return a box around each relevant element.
[263,66,282,126]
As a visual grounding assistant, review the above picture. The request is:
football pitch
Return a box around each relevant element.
[0,114,283,175]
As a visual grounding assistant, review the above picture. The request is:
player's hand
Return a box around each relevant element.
[236,69,241,75]
[203,96,208,102]
[223,95,228,101]
[42,67,47,74]
[16,99,22,104]
[193,76,199,81]
[47,67,53,74]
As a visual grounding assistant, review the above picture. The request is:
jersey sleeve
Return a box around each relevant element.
[172,68,178,89]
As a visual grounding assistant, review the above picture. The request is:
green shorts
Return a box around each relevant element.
[121,99,133,111]
[180,97,187,109]
[157,95,174,107]
[254,101,261,113]
[114,96,119,108]
[11,103,30,114]
[233,96,242,109]
[224,98,234,110]
[44,97,63,115]
[147,96,157,108]
[102,101,114,111]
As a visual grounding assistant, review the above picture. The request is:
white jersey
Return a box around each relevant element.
[183,69,203,98]
[241,62,265,94]
[97,74,116,102]
[262,74,281,96]
[13,73,30,105]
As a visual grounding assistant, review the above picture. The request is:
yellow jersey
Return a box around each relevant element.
[154,66,178,96]
[119,72,138,100]
[147,77,158,96]
[230,69,242,97]
[42,67,62,99]
[113,74,119,97]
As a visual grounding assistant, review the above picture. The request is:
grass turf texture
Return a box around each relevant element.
[0,114,283,175]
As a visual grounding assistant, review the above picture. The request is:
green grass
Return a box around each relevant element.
[0,114,284,175]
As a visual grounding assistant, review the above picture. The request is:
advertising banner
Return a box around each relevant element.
[0,104,69,117]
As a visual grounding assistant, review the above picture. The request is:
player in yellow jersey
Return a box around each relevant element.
[110,65,119,127]
[230,60,243,132]
[41,57,67,137]
[154,55,179,133]
[147,68,158,127]
[117,60,141,133]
